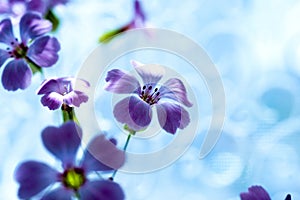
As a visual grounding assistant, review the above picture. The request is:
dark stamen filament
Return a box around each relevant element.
[140,85,161,105]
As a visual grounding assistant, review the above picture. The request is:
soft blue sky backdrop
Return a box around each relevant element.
[1,0,300,199]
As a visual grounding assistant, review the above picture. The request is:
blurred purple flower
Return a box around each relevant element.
[14,121,125,200]
[37,77,90,110]
[0,0,47,19]
[0,0,69,17]
[128,0,146,29]
[105,60,192,134]
[285,194,292,200]
[240,185,271,200]
[99,0,146,43]
[0,12,60,91]
[47,0,69,9]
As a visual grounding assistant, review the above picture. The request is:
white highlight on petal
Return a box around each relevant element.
[131,60,165,84]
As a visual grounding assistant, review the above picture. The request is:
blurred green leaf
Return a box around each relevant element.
[99,26,128,43]
[45,10,60,32]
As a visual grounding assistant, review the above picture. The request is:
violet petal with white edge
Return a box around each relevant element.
[0,19,15,45]
[40,92,63,110]
[15,161,58,199]
[105,69,140,94]
[1,59,32,91]
[156,102,190,134]
[113,96,151,131]
[27,36,60,67]
[159,78,193,107]
[131,60,165,84]
[81,134,125,172]
[79,180,125,200]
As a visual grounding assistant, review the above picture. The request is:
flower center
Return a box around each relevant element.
[139,84,161,105]
[62,168,86,191]
[7,38,28,59]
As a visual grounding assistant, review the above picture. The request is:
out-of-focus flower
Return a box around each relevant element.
[0,0,69,17]
[0,0,47,20]
[37,77,90,110]
[285,194,292,200]
[240,185,271,200]
[0,0,69,30]
[104,60,192,134]
[14,121,125,200]
[47,0,69,9]
[0,12,60,91]
[99,0,146,43]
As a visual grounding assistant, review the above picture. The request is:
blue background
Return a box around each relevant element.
[1,0,300,199]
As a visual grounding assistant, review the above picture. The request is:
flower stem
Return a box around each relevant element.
[75,191,81,200]
[123,133,132,151]
[61,104,80,125]
[25,56,43,75]
[110,132,133,180]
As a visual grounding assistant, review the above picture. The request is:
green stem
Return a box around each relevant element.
[61,104,80,125]
[110,133,133,180]
[75,191,81,200]
[25,56,43,75]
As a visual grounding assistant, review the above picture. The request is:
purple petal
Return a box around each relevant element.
[37,78,63,95]
[41,92,63,110]
[20,12,52,42]
[134,0,146,22]
[0,49,10,67]
[0,18,15,45]
[14,161,59,199]
[81,135,125,172]
[27,0,48,14]
[79,180,125,200]
[159,78,193,107]
[27,36,60,67]
[42,122,82,168]
[48,0,69,8]
[1,59,32,91]
[113,96,152,131]
[0,2,9,14]
[131,60,164,84]
[37,77,90,95]
[156,102,190,134]
[104,69,140,94]
[63,90,89,107]
[41,187,73,200]
[240,186,271,200]
[130,0,146,28]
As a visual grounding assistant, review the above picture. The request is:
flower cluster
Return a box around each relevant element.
[0,1,148,199]
[0,0,294,199]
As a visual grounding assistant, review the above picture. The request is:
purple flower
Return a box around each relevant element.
[105,60,192,134]
[37,77,90,110]
[0,12,60,91]
[14,121,125,200]
[240,185,271,200]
